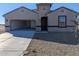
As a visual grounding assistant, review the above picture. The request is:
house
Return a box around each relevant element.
[3,3,79,32]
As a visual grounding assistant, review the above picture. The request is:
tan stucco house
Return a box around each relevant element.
[3,3,79,32]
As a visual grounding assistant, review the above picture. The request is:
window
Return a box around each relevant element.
[58,15,67,28]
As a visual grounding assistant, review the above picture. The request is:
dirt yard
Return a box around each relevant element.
[24,32,79,56]
[0,24,5,34]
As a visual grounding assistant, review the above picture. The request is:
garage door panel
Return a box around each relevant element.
[10,20,35,30]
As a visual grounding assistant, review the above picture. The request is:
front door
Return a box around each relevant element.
[41,17,48,31]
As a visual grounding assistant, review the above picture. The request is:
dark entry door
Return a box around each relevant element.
[41,17,48,31]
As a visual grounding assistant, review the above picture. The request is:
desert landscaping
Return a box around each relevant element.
[23,32,79,56]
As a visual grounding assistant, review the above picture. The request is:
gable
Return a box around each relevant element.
[3,7,38,17]
[55,7,78,13]
[48,7,79,16]
[3,7,38,20]
[47,7,79,26]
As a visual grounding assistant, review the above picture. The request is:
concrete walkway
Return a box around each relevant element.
[0,30,35,56]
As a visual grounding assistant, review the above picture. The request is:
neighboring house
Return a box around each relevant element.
[3,3,79,32]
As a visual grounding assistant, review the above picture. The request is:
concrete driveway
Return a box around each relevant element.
[0,30,35,56]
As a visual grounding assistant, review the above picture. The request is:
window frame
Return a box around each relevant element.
[58,15,67,28]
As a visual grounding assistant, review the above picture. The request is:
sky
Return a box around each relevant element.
[0,3,79,24]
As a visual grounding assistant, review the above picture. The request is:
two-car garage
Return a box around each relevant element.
[4,7,38,31]
[10,20,36,31]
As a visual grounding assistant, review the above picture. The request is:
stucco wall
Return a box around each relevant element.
[48,8,76,26]
[47,8,77,31]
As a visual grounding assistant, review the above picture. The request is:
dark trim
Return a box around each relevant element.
[5,26,10,27]
[58,15,67,28]
[67,26,74,27]
[45,26,58,27]
[36,26,74,27]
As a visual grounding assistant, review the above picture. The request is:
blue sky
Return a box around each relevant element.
[0,3,79,24]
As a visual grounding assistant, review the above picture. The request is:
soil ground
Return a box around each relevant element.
[24,32,79,56]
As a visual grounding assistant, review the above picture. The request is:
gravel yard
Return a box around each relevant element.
[24,32,79,56]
